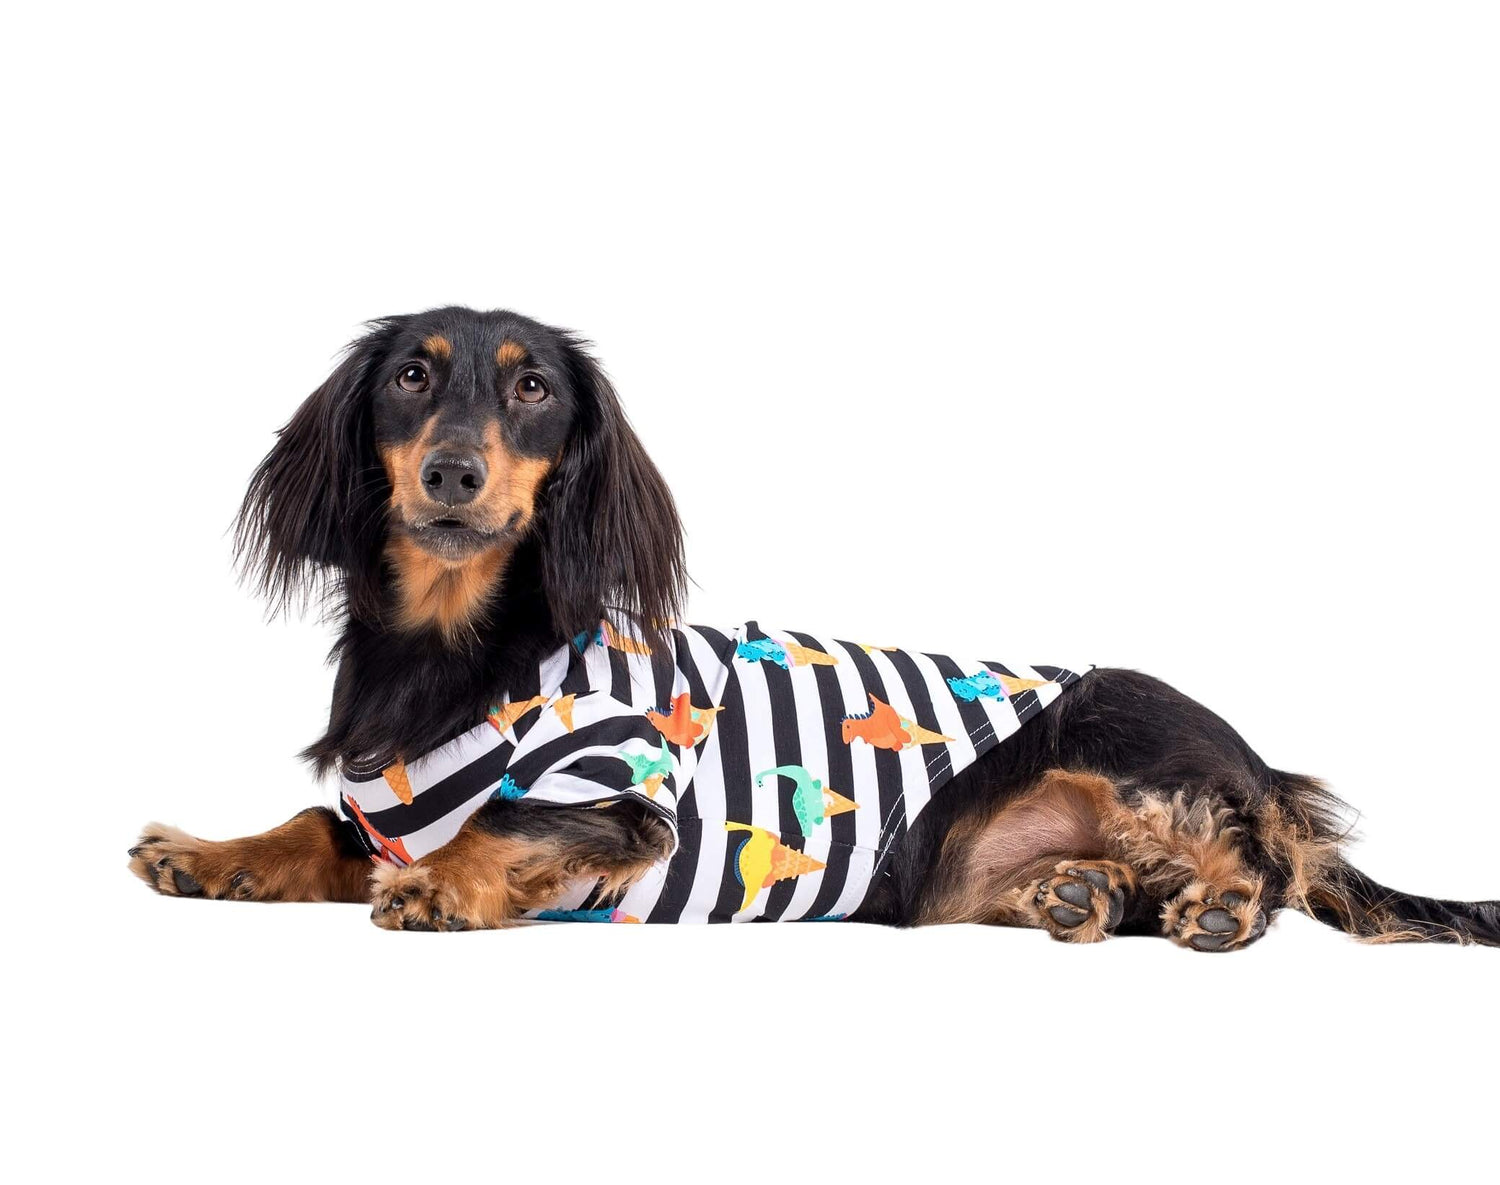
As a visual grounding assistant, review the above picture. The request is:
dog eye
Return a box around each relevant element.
[397,364,429,393]
[515,375,549,404]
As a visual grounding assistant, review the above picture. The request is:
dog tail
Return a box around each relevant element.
[1307,862,1500,946]
[1267,770,1500,946]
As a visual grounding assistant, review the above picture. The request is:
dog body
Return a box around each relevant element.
[129,307,1500,949]
[337,616,1086,924]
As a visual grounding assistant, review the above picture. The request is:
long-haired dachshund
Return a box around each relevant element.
[129,307,1499,948]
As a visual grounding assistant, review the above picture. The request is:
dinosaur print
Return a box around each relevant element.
[946,669,1055,702]
[344,794,414,866]
[725,822,827,913]
[574,622,653,655]
[488,695,547,734]
[737,636,843,669]
[534,907,641,923]
[735,637,792,668]
[840,694,956,751]
[646,692,723,746]
[755,764,859,833]
[572,625,605,651]
[619,740,674,799]
[490,773,528,801]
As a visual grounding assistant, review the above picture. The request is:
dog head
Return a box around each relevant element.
[235,307,684,641]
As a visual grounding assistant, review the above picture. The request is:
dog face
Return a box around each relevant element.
[236,307,686,642]
[371,312,579,564]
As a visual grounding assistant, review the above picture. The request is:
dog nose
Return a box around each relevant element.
[421,451,487,506]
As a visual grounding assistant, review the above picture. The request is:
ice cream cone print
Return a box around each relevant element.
[857,643,898,655]
[553,693,577,732]
[822,788,859,818]
[901,719,956,746]
[768,842,826,881]
[725,822,826,912]
[602,621,652,655]
[488,695,546,734]
[382,760,414,805]
[841,695,954,751]
[947,669,1057,703]
[783,642,839,667]
[757,764,857,832]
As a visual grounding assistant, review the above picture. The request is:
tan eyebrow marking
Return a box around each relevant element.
[496,340,527,367]
[422,334,453,359]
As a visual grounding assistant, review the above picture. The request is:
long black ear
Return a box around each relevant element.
[539,338,687,643]
[234,323,396,620]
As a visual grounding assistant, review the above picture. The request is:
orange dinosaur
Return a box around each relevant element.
[840,694,955,751]
[344,794,414,866]
[645,693,723,746]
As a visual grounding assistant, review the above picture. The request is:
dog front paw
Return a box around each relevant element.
[369,863,480,931]
[128,824,255,900]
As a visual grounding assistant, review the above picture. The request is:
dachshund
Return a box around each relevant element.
[129,306,1499,948]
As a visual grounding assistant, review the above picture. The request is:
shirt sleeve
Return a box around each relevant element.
[494,664,692,854]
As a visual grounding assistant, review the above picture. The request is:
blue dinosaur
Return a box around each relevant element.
[490,773,528,801]
[572,626,605,652]
[947,670,1005,703]
[736,637,791,669]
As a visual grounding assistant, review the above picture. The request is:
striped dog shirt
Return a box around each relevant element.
[338,620,1088,923]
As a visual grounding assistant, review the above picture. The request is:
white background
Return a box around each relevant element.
[6,3,1495,1182]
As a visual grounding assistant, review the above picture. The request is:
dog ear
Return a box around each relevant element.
[539,338,687,643]
[234,323,396,619]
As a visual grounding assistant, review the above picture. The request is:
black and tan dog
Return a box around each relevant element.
[129,307,1499,948]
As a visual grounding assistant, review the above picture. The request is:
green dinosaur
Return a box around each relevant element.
[620,739,673,789]
[756,764,858,833]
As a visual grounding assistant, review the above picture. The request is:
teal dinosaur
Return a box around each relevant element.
[619,739,673,797]
[947,670,1004,702]
[758,764,825,831]
[756,764,859,833]
[572,625,605,652]
[490,773,528,801]
[735,637,791,669]
[534,907,640,923]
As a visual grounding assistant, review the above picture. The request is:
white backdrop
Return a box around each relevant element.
[6,3,1495,1182]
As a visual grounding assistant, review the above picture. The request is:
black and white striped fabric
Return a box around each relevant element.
[338,619,1088,923]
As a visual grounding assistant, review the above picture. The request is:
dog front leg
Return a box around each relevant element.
[367,797,674,931]
[129,807,375,902]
